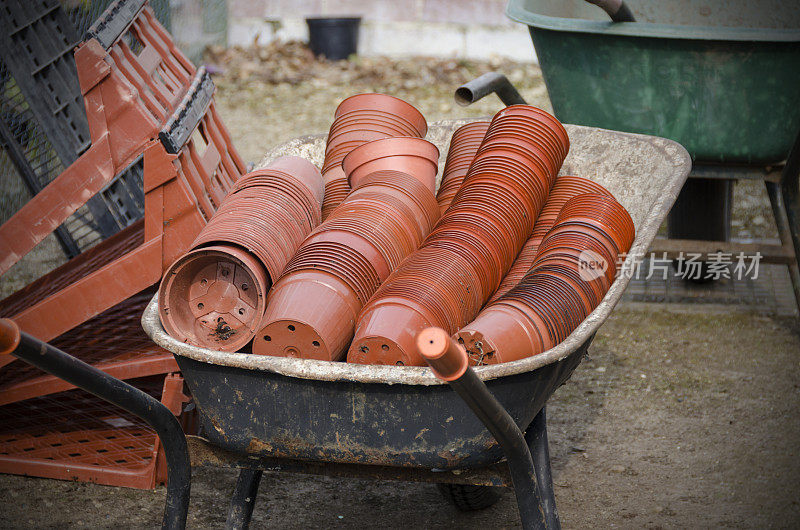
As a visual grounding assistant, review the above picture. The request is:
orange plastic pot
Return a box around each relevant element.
[253,270,361,361]
[496,105,569,154]
[334,93,427,136]
[348,298,440,366]
[343,137,439,193]
[159,245,269,352]
[351,171,440,232]
[255,156,325,204]
[454,302,548,365]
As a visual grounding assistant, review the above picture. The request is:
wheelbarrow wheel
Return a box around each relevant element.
[437,483,503,511]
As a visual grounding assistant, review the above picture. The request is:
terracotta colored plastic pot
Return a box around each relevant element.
[420,239,495,302]
[347,181,433,241]
[327,128,394,147]
[187,160,324,284]
[329,119,415,139]
[534,228,620,284]
[334,93,427,136]
[435,209,521,272]
[282,237,385,304]
[489,175,615,301]
[422,226,506,295]
[503,276,578,343]
[473,141,557,190]
[533,176,613,233]
[253,156,325,205]
[348,299,439,366]
[556,194,635,253]
[193,199,308,280]
[485,121,566,166]
[320,208,413,271]
[321,167,350,220]
[454,302,548,365]
[231,177,321,229]
[258,163,438,361]
[329,114,420,137]
[439,122,490,197]
[343,137,439,192]
[351,170,440,232]
[496,105,569,154]
[159,245,269,352]
[353,245,486,363]
[349,105,575,366]
[488,237,542,302]
[253,270,361,361]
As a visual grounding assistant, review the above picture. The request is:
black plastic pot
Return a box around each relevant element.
[306,17,361,60]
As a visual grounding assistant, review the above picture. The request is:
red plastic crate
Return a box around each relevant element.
[0,287,177,406]
[0,373,192,489]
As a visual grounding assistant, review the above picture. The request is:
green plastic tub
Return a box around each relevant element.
[507,0,800,164]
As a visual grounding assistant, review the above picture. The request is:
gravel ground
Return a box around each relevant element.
[1,304,798,528]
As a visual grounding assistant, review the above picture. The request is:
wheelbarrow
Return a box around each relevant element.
[507,0,800,304]
[0,89,690,528]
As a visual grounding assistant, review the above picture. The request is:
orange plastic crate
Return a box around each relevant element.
[0,373,192,489]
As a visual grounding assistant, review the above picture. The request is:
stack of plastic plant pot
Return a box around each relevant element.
[320,93,428,220]
[436,121,490,214]
[158,156,324,352]
[455,192,635,365]
[252,138,440,361]
[347,105,569,366]
[489,175,614,302]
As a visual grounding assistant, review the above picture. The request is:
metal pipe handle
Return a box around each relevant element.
[0,318,191,530]
[584,0,636,22]
[455,72,527,107]
[417,328,548,529]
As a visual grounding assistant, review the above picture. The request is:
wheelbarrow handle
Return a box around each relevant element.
[455,72,528,107]
[584,0,636,22]
[417,328,551,530]
[0,319,191,530]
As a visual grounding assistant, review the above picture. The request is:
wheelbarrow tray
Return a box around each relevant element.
[142,121,690,469]
[507,0,800,164]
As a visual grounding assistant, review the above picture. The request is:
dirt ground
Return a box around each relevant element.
[1,304,798,528]
[1,44,797,528]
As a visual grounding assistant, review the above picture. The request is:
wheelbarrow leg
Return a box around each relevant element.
[418,329,548,529]
[525,407,560,530]
[766,129,800,312]
[225,469,263,530]
[0,319,191,530]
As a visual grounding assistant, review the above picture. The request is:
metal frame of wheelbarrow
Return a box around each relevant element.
[0,78,691,529]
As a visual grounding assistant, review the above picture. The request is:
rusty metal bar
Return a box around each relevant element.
[187,436,511,487]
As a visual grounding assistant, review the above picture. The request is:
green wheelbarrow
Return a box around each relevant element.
[505,0,800,307]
